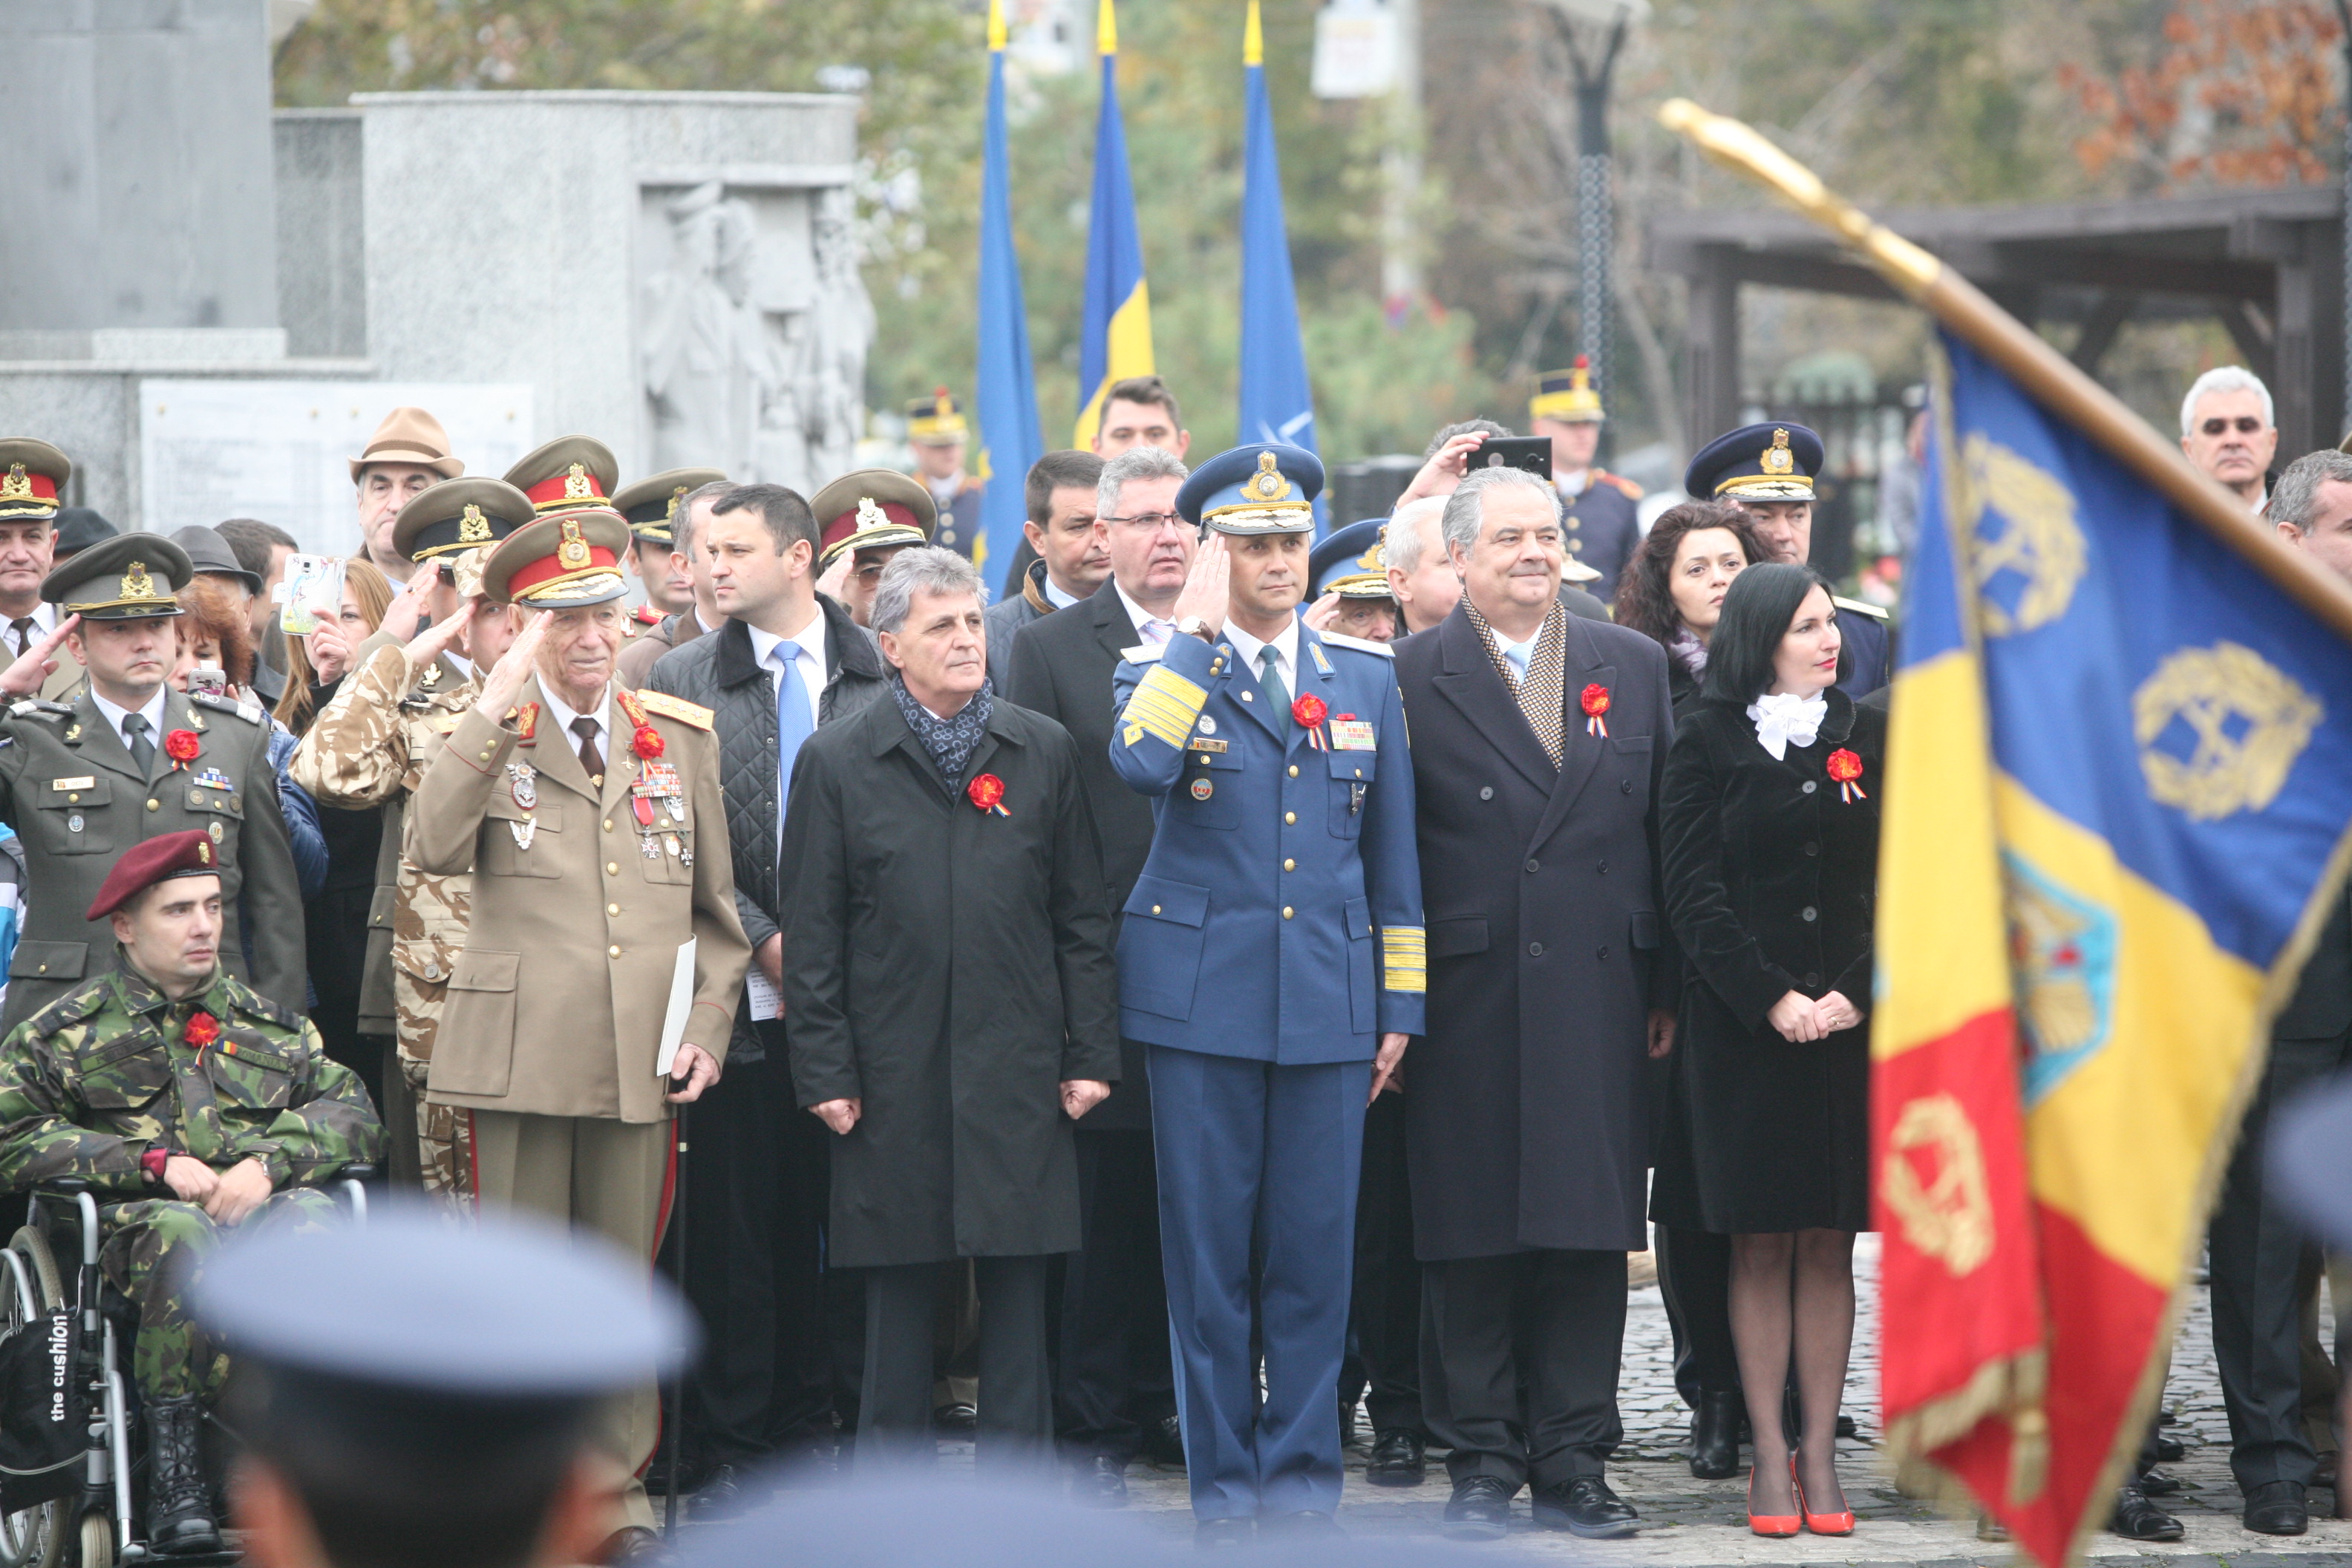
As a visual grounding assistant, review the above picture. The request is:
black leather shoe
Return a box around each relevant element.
[1443,1477,1515,1540]
[600,1526,673,1567]
[1366,1428,1426,1487]
[1338,1396,1359,1448]
[144,1396,222,1557]
[2153,1432,2186,1463]
[2244,1480,2309,1535]
[1072,1455,1129,1508]
[693,1463,760,1520]
[1836,1414,1858,1440]
[1258,1511,1345,1540]
[933,1402,978,1436]
[1531,1475,1639,1539]
[2137,1466,2180,1496]
[1689,1389,1742,1480]
[1193,1518,1252,1551]
[2109,1483,2183,1541]
[1144,1414,1187,1469]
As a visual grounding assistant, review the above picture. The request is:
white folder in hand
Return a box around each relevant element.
[656,938,697,1078]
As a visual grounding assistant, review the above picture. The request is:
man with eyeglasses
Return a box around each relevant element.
[1002,443,1194,1506]
[2180,367,2279,512]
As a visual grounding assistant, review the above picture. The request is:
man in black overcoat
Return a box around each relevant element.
[1391,466,1677,1541]
[1001,444,1193,1502]
[783,547,1121,1473]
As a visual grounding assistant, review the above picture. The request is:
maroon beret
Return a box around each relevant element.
[86,830,220,921]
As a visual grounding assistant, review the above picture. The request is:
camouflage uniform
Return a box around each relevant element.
[0,965,382,1399]
[289,636,478,1198]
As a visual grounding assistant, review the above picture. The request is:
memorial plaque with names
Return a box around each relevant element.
[139,381,535,555]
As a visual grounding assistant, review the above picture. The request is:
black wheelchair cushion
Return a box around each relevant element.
[0,1300,85,1511]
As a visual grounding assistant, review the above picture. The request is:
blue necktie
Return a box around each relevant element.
[775,647,814,812]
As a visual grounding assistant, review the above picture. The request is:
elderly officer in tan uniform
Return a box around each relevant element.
[0,440,92,702]
[290,476,534,1195]
[0,535,305,1030]
[409,496,749,1558]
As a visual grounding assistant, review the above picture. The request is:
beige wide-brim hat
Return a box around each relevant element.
[350,407,464,481]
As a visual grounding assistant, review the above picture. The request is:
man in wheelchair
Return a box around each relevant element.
[0,831,385,1555]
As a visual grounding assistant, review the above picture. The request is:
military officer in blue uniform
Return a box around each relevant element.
[1109,443,1425,1545]
[1532,359,1644,599]
[1684,423,1891,697]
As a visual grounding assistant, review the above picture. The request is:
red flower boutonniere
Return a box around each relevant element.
[632,725,664,760]
[1291,693,1328,750]
[967,772,1010,817]
[1581,683,1611,739]
[183,1010,220,1063]
[163,729,201,770]
[1827,748,1866,803]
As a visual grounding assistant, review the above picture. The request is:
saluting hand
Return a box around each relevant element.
[1398,430,1489,503]
[1169,533,1229,638]
[0,614,77,699]
[404,601,475,678]
[814,548,852,606]
[1301,592,1342,633]
[472,610,551,722]
[384,569,439,643]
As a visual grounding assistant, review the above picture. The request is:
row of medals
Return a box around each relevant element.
[502,759,693,864]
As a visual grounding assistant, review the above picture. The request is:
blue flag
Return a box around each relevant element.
[1237,0,1318,519]
[1074,0,1154,448]
[973,0,1043,597]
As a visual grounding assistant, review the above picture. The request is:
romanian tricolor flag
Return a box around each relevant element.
[1072,0,1154,449]
[1876,330,2352,1566]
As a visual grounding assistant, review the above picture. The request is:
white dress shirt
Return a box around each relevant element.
[1042,574,1084,610]
[2,602,55,661]
[1224,616,1300,702]
[746,610,829,737]
[90,685,169,756]
[538,681,614,773]
[1114,580,1175,645]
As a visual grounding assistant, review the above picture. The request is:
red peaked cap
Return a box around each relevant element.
[87,830,220,921]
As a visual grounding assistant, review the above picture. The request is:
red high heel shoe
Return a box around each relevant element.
[1792,1451,1856,1536]
[1748,1461,1800,1537]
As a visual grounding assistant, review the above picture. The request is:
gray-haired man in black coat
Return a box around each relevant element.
[1391,466,1677,1541]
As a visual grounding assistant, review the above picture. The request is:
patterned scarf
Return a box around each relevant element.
[1463,597,1569,769]
[1669,625,1710,680]
[892,673,995,792]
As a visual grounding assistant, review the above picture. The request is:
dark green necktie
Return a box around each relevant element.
[1257,647,1289,714]
[122,712,154,775]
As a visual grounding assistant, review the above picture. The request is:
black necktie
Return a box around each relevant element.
[122,713,154,775]
[572,716,605,785]
[8,618,34,660]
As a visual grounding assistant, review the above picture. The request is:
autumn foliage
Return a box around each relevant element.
[2059,0,2343,189]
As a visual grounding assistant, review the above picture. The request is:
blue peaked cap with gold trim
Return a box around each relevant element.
[1176,442,1322,535]
[1309,518,1394,599]
[1683,422,1824,504]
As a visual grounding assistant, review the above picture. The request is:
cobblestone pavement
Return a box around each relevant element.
[893,1236,2351,1564]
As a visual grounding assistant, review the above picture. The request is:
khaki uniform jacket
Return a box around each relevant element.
[288,633,477,1064]
[615,610,709,690]
[0,687,305,1031]
[410,676,750,1123]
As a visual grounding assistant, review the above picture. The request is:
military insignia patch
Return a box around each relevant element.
[206,821,223,846]
[457,504,492,543]
[1760,428,1794,477]
[0,465,28,503]
[1243,451,1293,503]
[557,517,591,569]
[564,462,592,501]
[1190,777,1214,801]
[121,560,160,603]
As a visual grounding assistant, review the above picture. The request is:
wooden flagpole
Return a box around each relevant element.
[1656,98,2352,647]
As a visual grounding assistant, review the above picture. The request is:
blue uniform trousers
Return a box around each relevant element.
[1149,1044,1371,1520]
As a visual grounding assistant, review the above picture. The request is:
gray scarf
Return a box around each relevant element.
[892,674,994,792]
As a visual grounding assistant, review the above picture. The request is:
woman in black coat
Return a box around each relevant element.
[1653,564,1884,1535]
[1613,502,1771,716]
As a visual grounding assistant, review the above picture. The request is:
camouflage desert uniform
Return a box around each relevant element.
[289,636,478,1197]
[0,967,383,1399]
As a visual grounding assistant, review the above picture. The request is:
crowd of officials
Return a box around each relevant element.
[0,356,2338,1561]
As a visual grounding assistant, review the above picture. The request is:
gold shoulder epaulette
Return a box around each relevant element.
[1595,469,1644,500]
[1832,595,1890,621]
[634,688,715,731]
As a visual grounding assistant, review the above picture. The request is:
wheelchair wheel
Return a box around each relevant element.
[0,1227,67,1568]
[71,1515,104,1568]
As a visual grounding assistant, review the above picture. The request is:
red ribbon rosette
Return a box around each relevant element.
[967,772,1010,817]
[1827,747,1867,803]
[183,1010,220,1063]
[1580,683,1611,739]
[1291,693,1329,750]
[632,725,664,760]
[164,729,201,770]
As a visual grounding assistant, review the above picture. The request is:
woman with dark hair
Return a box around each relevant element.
[1612,502,1770,710]
[1653,562,1883,1538]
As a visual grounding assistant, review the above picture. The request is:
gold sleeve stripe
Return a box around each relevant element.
[1380,927,1427,993]
[1120,664,1209,748]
